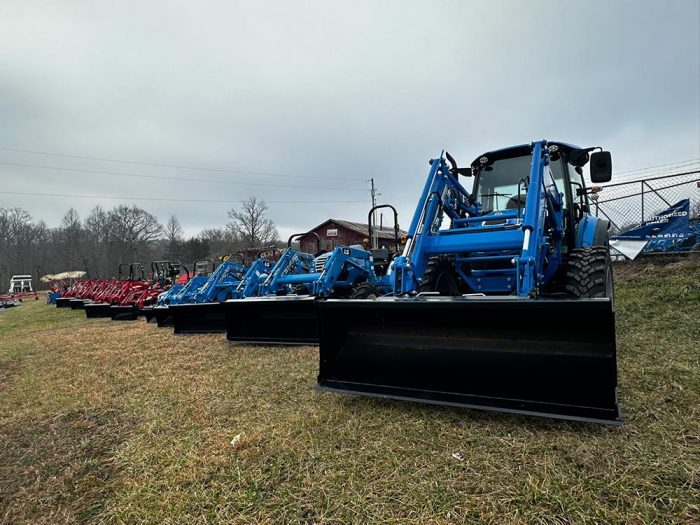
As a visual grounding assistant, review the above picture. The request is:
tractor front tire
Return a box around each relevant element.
[350,282,380,299]
[565,246,614,301]
[418,256,460,296]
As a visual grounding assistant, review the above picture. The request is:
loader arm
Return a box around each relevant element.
[271,246,373,296]
[190,261,246,303]
[394,141,564,297]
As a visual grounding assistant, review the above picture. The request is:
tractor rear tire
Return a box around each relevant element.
[418,256,460,296]
[565,246,614,301]
[351,282,380,299]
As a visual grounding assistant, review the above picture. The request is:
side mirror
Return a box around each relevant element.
[590,151,612,183]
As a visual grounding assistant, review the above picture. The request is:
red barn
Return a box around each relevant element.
[297,219,406,254]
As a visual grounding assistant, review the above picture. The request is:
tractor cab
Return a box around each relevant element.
[467,142,611,251]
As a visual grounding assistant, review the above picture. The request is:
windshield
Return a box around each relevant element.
[474,155,532,212]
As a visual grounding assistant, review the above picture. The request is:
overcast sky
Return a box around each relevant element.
[1,0,698,239]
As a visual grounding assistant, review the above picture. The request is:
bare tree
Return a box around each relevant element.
[227,197,279,248]
[200,227,240,257]
[163,215,184,261]
[109,205,163,263]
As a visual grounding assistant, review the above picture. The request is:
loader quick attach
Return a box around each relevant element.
[316,140,621,424]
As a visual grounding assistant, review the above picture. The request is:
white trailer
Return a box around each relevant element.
[9,275,33,294]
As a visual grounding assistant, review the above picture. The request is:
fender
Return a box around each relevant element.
[576,216,610,247]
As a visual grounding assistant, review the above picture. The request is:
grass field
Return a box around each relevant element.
[1,260,698,524]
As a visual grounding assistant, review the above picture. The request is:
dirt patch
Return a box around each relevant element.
[0,407,136,525]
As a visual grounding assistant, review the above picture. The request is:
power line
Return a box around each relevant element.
[614,158,700,176]
[0,190,366,205]
[0,146,366,181]
[611,159,700,182]
[609,165,700,185]
[0,161,365,192]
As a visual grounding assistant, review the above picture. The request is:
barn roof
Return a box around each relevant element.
[308,218,406,240]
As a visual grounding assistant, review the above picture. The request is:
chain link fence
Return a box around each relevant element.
[592,169,700,235]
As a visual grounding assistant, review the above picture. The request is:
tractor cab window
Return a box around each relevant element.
[474,155,532,213]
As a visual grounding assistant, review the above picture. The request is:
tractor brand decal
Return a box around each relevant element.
[612,199,691,240]
[342,248,351,255]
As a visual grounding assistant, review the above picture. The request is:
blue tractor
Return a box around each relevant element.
[151,259,217,327]
[168,254,249,333]
[224,213,401,345]
[316,140,620,424]
[142,262,190,323]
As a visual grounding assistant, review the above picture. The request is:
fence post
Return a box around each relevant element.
[640,181,645,222]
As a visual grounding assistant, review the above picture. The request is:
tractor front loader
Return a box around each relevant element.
[142,262,189,322]
[170,253,249,334]
[222,235,319,344]
[316,140,620,424]
[151,259,215,327]
[225,208,401,345]
[84,263,145,318]
[110,261,184,320]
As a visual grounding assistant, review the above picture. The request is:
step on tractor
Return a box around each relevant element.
[316,140,620,424]
[224,207,402,345]
[111,261,186,320]
[151,259,216,327]
[84,263,146,318]
[169,253,250,334]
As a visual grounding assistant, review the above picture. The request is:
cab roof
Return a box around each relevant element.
[469,141,582,169]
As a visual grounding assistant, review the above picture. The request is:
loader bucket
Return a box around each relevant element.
[69,299,87,310]
[171,302,226,334]
[142,306,156,323]
[153,306,174,327]
[110,305,140,321]
[84,303,113,318]
[55,297,73,308]
[316,296,620,424]
[225,296,318,345]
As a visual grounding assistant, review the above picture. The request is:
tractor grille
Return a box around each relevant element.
[314,254,329,273]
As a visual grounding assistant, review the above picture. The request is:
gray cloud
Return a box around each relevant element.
[1,0,698,238]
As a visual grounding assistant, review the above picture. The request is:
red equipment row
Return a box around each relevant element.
[59,277,169,310]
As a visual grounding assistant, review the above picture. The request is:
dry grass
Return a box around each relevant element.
[1,261,698,524]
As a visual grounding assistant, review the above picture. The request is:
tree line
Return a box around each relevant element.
[0,196,279,290]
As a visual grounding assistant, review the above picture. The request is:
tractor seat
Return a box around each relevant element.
[506,195,525,210]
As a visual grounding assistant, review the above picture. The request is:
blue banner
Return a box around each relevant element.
[612,199,691,240]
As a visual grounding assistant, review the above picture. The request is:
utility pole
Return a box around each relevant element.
[369,178,379,248]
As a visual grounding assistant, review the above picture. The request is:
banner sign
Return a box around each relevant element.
[612,199,690,240]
